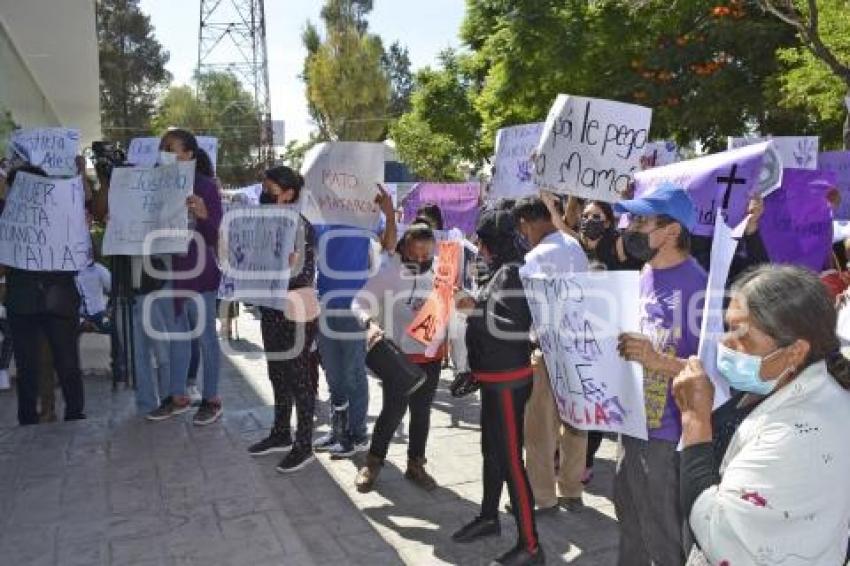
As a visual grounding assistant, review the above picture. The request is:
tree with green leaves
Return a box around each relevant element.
[383,42,414,118]
[460,0,800,153]
[390,50,482,180]
[303,1,391,141]
[96,0,172,146]
[758,0,850,148]
[305,26,390,141]
[154,72,261,186]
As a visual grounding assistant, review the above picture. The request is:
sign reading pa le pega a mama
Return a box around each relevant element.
[533,95,652,203]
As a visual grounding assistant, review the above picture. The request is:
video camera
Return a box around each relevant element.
[91,140,127,180]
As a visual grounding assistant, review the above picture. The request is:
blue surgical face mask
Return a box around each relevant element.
[716,343,786,395]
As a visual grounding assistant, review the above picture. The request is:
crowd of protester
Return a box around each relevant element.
[1,126,849,566]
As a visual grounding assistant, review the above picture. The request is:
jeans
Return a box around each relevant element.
[132,293,174,413]
[9,312,85,425]
[317,309,368,441]
[187,338,200,385]
[369,361,440,460]
[614,435,684,566]
[170,291,220,401]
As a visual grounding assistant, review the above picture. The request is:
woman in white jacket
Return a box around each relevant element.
[351,223,443,493]
[674,265,850,565]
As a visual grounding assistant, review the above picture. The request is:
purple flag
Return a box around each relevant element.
[760,169,834,272]
[634,142,776,237]
[402,182,481,235]
[818,151,850,219]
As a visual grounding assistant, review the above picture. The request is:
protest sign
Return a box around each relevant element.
[640,140,680,170]
[728,135,818,170]
[197,136,218,172]
[218,204,299,311]
[103,162,196,255]
[300,142,384,229]
[7,128,81,177]
[0,173,90,271]
[234,183,263,205]
[128,135,218,171]
[760,168,834,272]
[818,151,850,219]
[490,122,544,199]
[402,182,481,235]
[533,95,652,202]
[407,240,461,356]
[634,141,781,237]
[522,271,648,439]
[127,137,160,167]
[696,211,748,412]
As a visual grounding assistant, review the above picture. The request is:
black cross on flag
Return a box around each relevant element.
[716,164,747,211]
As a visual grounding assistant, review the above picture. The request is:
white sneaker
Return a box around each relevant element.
[187,384,202,404]
[0,369,9,390]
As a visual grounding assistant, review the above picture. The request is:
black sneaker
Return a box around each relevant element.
[329,440,356,459]
[193,400,223,426]
[146,396,191,421]
[276,447,316,474]
[249,434,293,456]
[313,431,340,452]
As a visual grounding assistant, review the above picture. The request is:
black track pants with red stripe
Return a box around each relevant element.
[480,381,539,554]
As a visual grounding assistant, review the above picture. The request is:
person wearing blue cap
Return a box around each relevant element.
[612,184,708,566]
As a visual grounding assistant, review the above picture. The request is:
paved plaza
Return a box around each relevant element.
[0,310,620,565]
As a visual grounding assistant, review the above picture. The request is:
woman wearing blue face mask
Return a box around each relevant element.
[674,264,850,566]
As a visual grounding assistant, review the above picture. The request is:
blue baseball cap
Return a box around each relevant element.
[614,183,696,231]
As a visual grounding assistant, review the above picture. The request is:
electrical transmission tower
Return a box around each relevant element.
[198,0,274,166]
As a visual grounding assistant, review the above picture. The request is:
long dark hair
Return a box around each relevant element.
[264,166,305,201]
[160,129,215,178]
[584,200,616,227]
[732,264,850,390]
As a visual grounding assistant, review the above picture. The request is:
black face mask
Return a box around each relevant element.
[580,218,607,241]
[623,230,659,262]
[404,258,433,275]
[259,191,275,205]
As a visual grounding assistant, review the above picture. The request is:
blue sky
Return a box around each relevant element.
[139,0,467,144]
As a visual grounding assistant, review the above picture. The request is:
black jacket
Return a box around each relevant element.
[466,262,533,385]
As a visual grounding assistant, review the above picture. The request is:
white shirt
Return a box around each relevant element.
[690,361,850,565]
[351,254,436,356]
[75,262,111,316]
[520,230,588,278]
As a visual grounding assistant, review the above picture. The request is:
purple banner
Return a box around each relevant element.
[760,169,834,272]
[819,151,850,219]
[402,182,481,235]
[634,143,773,237]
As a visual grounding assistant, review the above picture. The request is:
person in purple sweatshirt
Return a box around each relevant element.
[145,129,224,426]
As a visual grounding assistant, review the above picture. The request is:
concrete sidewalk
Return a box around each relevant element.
[0,313,620,565]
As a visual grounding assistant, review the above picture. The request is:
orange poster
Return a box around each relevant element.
[406,240,461,355]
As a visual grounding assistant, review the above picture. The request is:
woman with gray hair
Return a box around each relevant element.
[674,265,850,565]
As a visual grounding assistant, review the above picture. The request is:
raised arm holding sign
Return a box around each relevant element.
[300,142,384,229]
[7,128,81,177]
[533,95,652,202]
